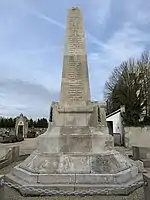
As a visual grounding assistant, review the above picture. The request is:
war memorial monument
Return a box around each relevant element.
[6,7,144,198]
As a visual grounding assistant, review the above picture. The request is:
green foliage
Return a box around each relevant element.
[0,117,48,128]
[34,118,48,128]
[28,119,34,128]
[142,116,150,125]
[104,51,150,126]
[0,118,15,128]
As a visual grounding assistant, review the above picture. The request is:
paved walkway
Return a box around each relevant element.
[0,138,37,155]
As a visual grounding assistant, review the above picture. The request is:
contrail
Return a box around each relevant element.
[35,12,65,30]
[19,1,104,48]
[31,11,104,48]
[86,33,104,48]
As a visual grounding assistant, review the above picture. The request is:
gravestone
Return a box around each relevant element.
[15,113,28,138]
[6,8,143,197]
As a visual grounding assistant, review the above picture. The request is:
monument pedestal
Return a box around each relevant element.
[6,125,143,196]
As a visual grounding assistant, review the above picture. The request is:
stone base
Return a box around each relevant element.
[6,126,144,196]
[4,184,144,200]
[6,172,143,197]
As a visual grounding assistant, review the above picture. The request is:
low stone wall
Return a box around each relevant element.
[125,126,150,167]
[0,147,30,199]
[143,172,150,200]
[0,175,5,199]
[0,147,9,160]
[0,146,20,170]
[124,126,150,149]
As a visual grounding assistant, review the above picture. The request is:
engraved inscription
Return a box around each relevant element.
[66,54,84,101]
[60,8,90,104]
[67,15,84,55]
[67,14,84,101]
[67,56,82,80]
[67,79,84,101]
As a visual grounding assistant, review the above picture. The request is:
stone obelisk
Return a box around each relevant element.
[60,7,90,106]
[7,7,143,197]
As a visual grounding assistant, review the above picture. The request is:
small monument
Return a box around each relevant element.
[15,113,28,138]
[7,7,143,197]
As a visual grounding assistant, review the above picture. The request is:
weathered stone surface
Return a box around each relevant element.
[134,160,146,173]
[0,175,5,200]
[60,8,90,106]
[3,185,145,199]
[6,7,143,197]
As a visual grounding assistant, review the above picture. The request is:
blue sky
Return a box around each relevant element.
[0,0,150,119]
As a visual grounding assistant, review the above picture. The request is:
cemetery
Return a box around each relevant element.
[0,6,150,200]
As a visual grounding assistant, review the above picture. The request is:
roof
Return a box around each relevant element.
[106,108,121,118]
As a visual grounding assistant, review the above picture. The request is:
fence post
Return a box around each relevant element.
[132,146,140,160]
[143,173,150,200]
[11,146,20,162]
[0,175,5,200]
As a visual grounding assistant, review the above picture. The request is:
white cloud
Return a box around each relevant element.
[123,0,150,25]
[90,22,150,67]
[0,0,149,117]
[0,79,59,119]
[95,0,112,25]
[0,46,60,58]
[88,21,150,100]
[34,12,65,29]
[85,0,111,24]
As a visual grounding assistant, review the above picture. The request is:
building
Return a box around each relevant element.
[106,106,125,145]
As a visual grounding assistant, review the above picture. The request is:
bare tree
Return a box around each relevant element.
[104,51,150,126]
